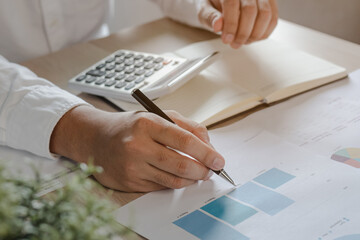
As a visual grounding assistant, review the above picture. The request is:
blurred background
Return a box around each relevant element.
[109,0,360,44]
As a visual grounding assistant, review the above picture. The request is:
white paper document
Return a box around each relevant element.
[114,70,360,240]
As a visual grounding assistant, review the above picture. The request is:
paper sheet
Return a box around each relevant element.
[114,69,360,240]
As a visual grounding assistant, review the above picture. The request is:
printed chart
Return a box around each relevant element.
[173,168,295,240]
[331,148,360,168]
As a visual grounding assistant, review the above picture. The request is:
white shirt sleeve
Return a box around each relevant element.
[0,55,91,159]
[150,0,205,30]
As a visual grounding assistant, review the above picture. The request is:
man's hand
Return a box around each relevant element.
[50,106,225,192]
[198,0,278,49]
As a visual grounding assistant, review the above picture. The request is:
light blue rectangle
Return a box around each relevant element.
[228,182,294,216]
[173,210,249,240]
[201,196,257,226]
[335,234,360,240]
[253,168,295,189]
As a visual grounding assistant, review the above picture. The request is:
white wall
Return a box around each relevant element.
[108,0,360,44]
[108,0,164,33]
[277,0,360,44]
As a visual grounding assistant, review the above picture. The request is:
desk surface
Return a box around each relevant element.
[21,18,360,207]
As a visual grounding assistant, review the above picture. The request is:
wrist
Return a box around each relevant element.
[50,105,102,164]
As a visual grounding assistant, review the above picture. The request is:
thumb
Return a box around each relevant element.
[197,0,223,33]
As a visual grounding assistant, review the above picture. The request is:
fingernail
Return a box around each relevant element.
[223,34,234,44]
[205,170,213,180]
[231,43,242,49]
[212,17,222,33]
[213,157,224,170]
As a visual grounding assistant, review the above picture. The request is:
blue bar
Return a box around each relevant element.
[228,182,294,216]
[201,196,257,226]
[173,210,249,240]
[253,168,295,189]
[335,234,360,240]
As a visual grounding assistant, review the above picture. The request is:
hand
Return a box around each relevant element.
[50,106,225,192]
[197,0,278,49]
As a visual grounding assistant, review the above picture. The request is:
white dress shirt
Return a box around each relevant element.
[0,0,203,159]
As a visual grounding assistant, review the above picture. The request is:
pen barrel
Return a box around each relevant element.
[131,89,174,123]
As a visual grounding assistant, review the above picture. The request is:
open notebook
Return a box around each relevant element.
[108,39,347,126]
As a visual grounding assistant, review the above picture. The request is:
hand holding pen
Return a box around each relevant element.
[54,89,232,193]
[132,88,235,186]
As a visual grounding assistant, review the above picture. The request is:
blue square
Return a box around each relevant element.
[253,168,295,189]
[201,196,257,226]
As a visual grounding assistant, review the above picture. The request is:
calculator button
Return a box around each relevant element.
[125,53,134,58]
[95,78,106,85]
[125,82,135,90]
[85,77,97,83]
[105,80,116,87]
[154,57,164,63]
[163,59,172,65]
[145,63,155,69]
[115,66,125,72]
[76,75,86,81]
[125,59,134,66]
[125,68,135,74]
[115,82,126,89]
[105,65,115,71]
[115,52,125,57]
[86,69,106,77]
[105,72,116,78]
[96,63,106,69]
[125,75,136,82]
[145,70,154,77]
[105,57,115,63]
[135,69,145,75]
[144,56,154,61]
[134,62,144,68]
[115,74,126,80]
[154,64,163,71]
[115,59,124,65]
[134,54,144,60]
[135,76,145,84]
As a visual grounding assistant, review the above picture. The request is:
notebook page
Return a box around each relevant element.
[110,70,260,125]
[179,39,346,102]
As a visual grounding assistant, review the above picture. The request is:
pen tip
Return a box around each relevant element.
[219,169,236,186]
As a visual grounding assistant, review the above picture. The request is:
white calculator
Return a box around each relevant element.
[68,50,219,103]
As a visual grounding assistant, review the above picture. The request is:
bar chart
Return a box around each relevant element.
[173,168,295,239]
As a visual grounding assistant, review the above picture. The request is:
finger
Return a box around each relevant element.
[213,16,224,33]
[246,0,272,43]
[129,180,168,193]
[231,0,258,48]
[261,0,278,39]
[149,119,225,170]
[221,0,241,44]
[165,110,211,144]
[147,143,212,180]
[121,178,168,193]
[197,0,223,32]
[147,165,197,189]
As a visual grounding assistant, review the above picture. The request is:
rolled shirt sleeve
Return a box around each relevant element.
[150,0,206,30]
[0,55,91,159]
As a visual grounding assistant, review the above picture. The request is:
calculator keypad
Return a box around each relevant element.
[82,51,168,90]
[69,49,188,99]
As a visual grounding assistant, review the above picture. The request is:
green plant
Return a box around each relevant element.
[0,162,128,240]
